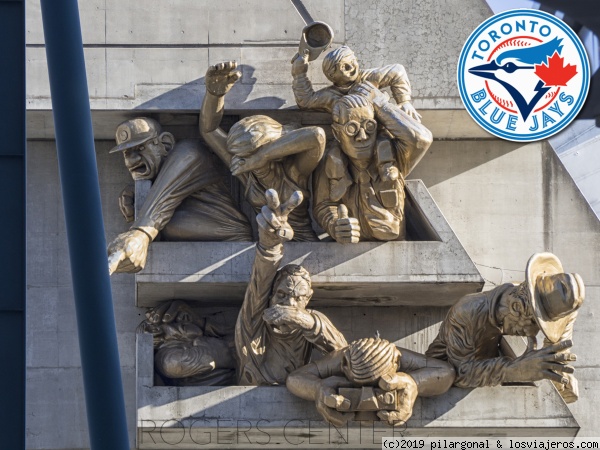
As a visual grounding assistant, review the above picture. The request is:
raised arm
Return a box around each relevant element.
[291,51,337,112]
[235,190,303,382]
[200,61,240,166]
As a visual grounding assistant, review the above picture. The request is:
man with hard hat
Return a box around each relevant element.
[107,117,251,274]
[426,252,584,402]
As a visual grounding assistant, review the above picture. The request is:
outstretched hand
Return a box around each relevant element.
[205,61,241,97]
[503,339,576,384]
[107,229,151,274]
[257,189,303,247]
[400,102,423,122]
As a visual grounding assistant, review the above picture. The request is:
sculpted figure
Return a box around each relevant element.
[313,84,432,242]
[291,45,421,121]
[286,337,455,427]
[200,61,326,241]
[137,300,237,386]
[426,252,584,403]
[235,189,348,386]
[107,117,252,273]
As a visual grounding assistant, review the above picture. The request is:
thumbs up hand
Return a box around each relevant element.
[333,204,361,244]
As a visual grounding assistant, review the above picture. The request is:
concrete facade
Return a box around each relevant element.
[25,0,599,449]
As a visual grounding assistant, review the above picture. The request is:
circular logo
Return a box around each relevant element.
[458,9,590,141]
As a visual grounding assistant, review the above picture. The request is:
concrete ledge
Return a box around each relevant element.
[27,109,493,140]
[136,335,579,449]
[135,181,484,307]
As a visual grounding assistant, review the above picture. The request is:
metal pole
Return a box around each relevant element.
[0,0,26,448]
[39,1,130,448]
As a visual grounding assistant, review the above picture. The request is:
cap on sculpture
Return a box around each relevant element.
[109,117,161,153]
[526,252,585,343]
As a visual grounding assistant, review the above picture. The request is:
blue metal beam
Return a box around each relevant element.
[0,0,25,448]
[39,1,130,448]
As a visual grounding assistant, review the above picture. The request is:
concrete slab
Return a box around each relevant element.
[136,334,579,449]
[135,180,483,307]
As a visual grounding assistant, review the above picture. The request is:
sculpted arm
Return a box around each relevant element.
[302,310,348,353]
[391,348,455,396]
[231,126,325,183]
[200,62,238,167]
[108,143,218,273]
[291,51,336,112]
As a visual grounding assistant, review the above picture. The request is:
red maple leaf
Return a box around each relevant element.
[534,51,578,86]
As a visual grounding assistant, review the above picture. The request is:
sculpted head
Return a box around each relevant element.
[497,283,540,337]
[269,264,313,309]
[331,94,378,161]
[322,46,360,88]
[227,115,297,158]
[498,253,585,342]
[499,273,584,339]
[341,338,401,386]
[110,117,175,181]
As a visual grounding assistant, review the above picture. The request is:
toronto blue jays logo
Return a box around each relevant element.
[458,9,590,141]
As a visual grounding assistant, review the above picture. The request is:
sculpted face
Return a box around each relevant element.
[333,106,378,161]
[269,275,312,309]
[327,53,360,88]
[123,139,166,181]
[502,297,540,337]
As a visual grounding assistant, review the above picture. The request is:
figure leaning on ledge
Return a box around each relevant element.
[313,82,432,243]
[291,44,422,121]
[106,117,252,274]
[137,300,237,386]
[235,189,347,386]
[426,252,584,403]
[200,61,326,242]
[286,337,455,427]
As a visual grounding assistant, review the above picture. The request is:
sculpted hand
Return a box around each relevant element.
[257,189,303,248]
[315,376,355,427]
[379,162,399,182]
[291,49,310,77]
[333,204,360,243]
[118,185,135,223]
[107,229,151,274]
[230,154,263,176]
[503,339,576,384]
[146,300,199,325]
[205,61,241,97]
[377,372,418,425]
[400,102,422,122]
[263,305,315,331]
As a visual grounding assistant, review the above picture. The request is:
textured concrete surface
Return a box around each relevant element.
[136,335,578,449]
[25,0,492,112]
